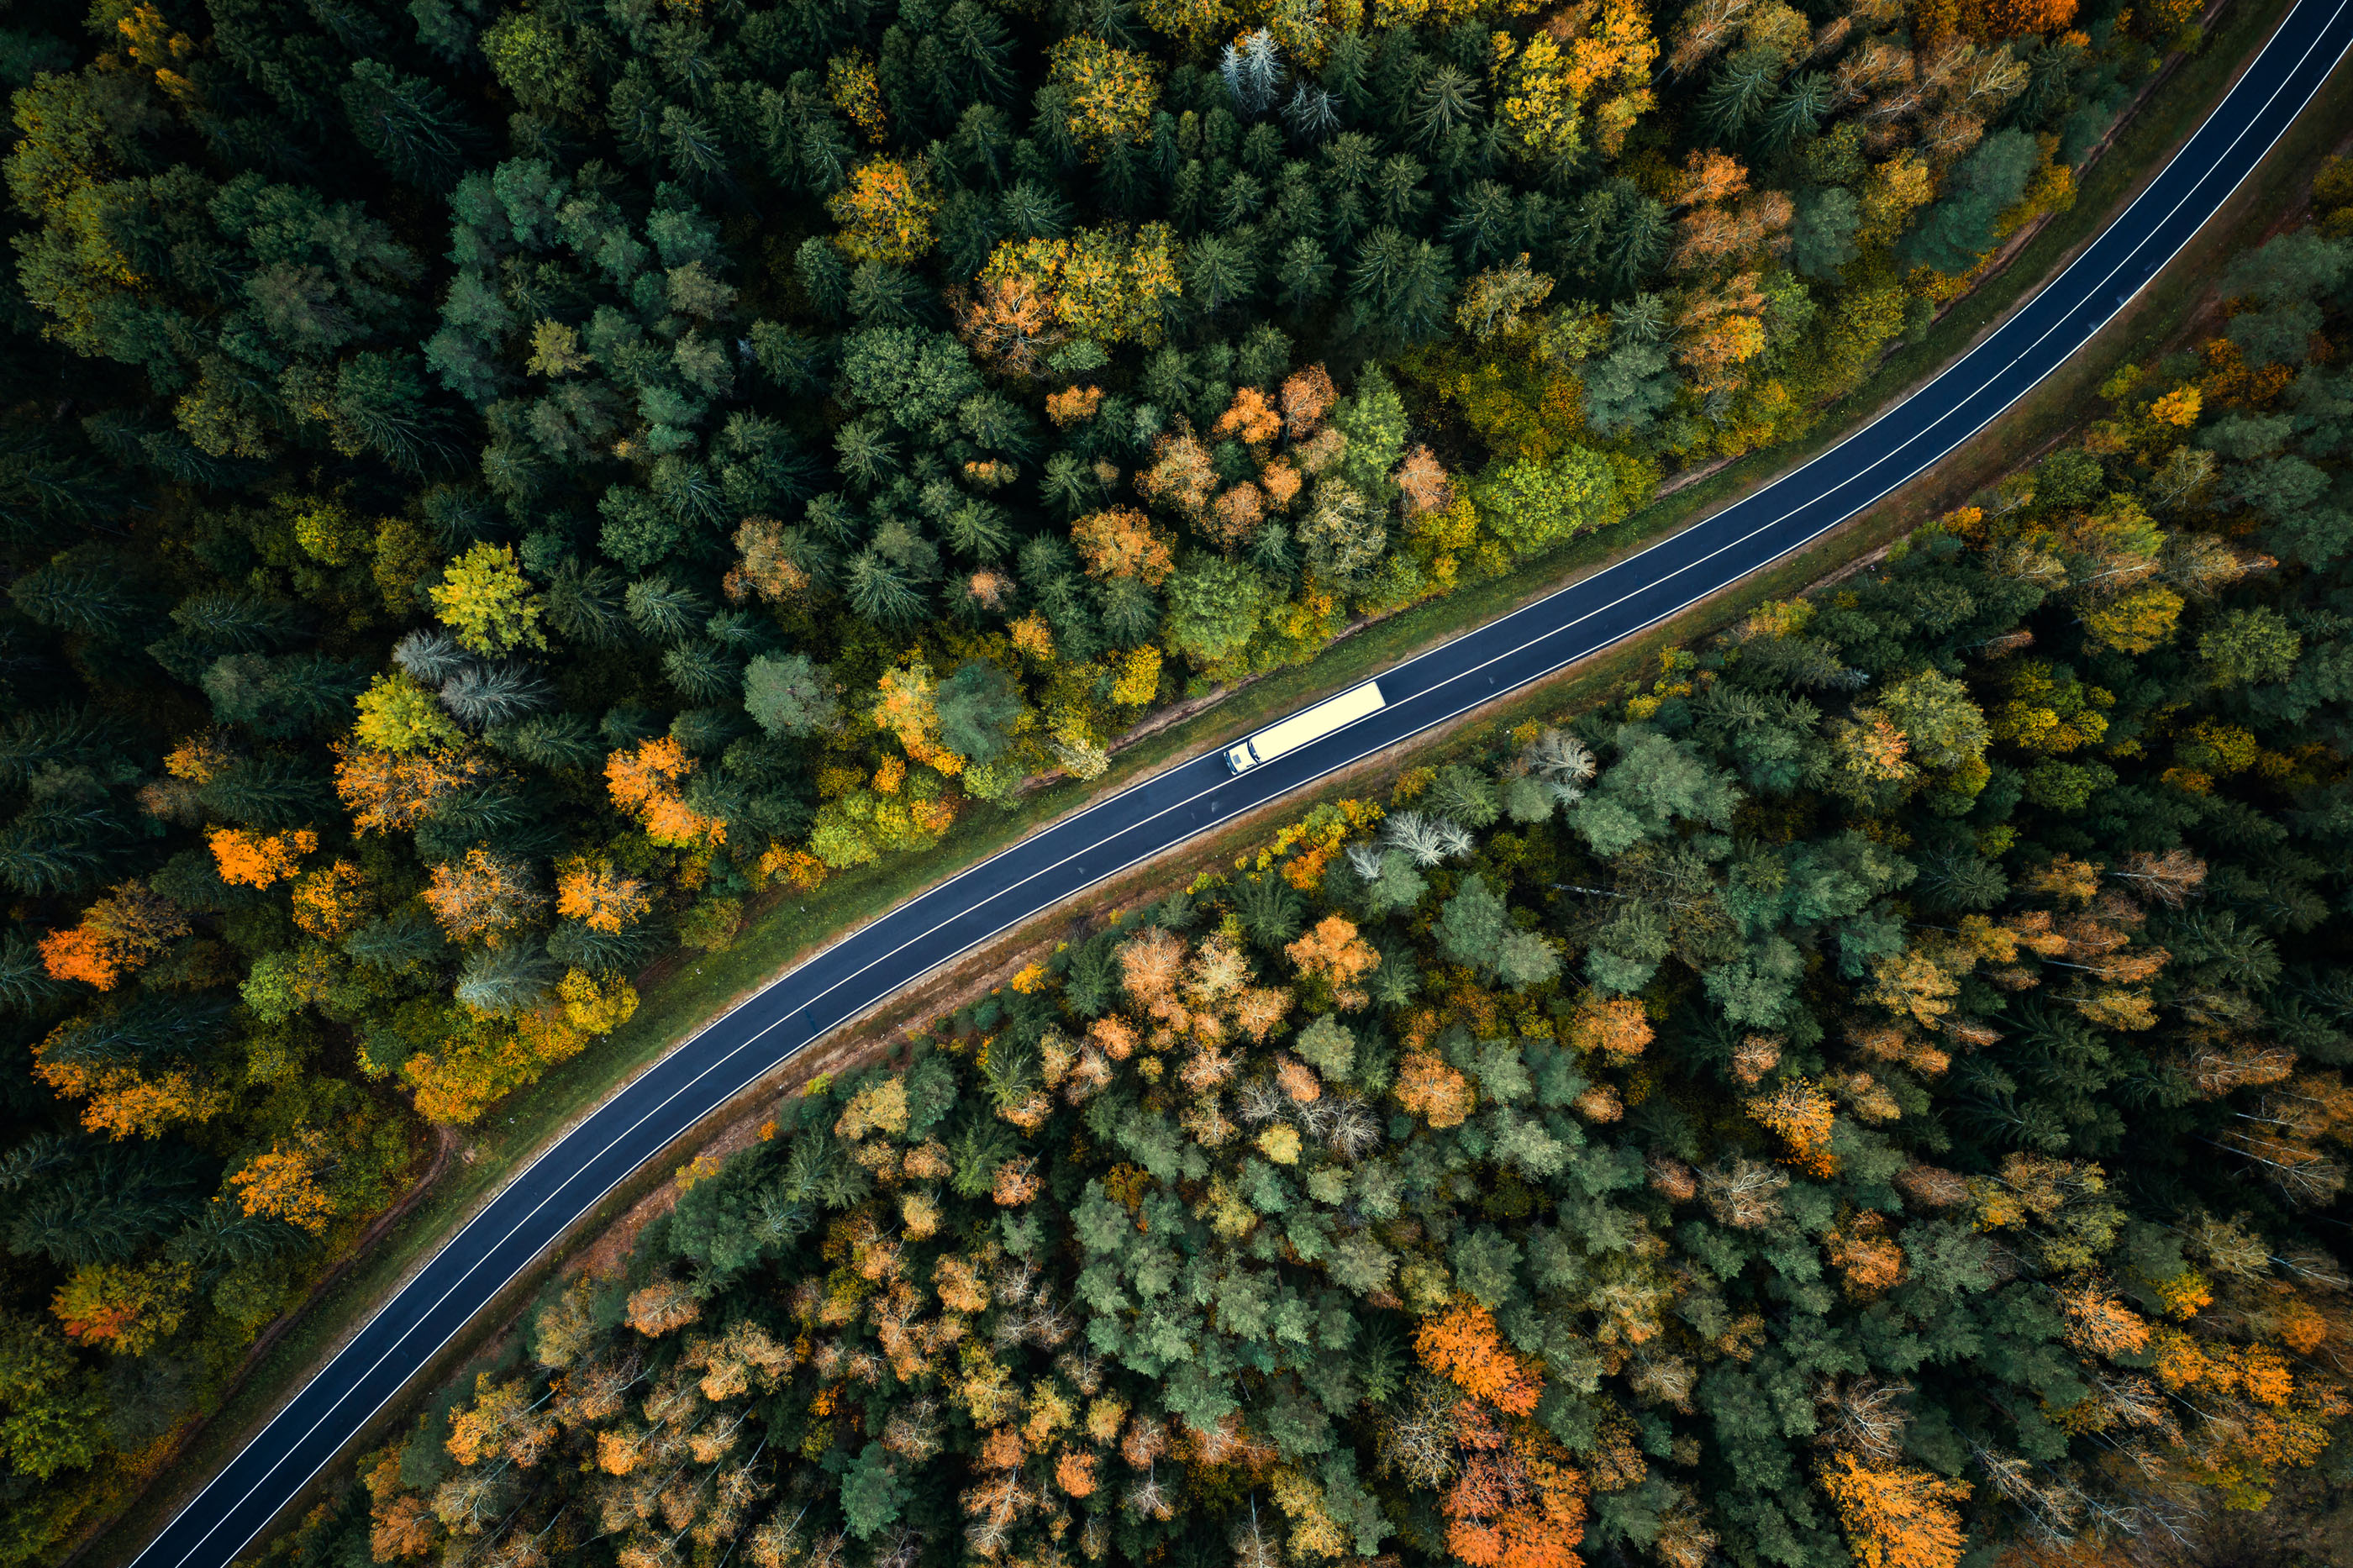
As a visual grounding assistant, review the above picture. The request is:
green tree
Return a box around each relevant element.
[2199,606,2302,685]
[935,660,1024,763]
[0,1318,107,1480]
[1572,728,1740,855]
[1876,670,1991,771]
[1582,341,1679,437]
[342,61,485,190]
[841,1442,911,1538]
[1901,130,2038,274]
[1162,557,1270,667]
[1332,367,1409,499]
[1791,186,1860,276]
[745,654,841,737]
[1473,447,1629,557]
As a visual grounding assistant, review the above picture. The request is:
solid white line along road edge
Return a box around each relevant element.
[138,5,2353,1565]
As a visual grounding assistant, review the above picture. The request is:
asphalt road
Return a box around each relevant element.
[138,3,2353,1563]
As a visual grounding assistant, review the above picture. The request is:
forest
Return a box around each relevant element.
[272,176,2353,1567]
[0,0,2254,1551]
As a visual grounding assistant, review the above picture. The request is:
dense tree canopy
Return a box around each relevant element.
[0,0,2253,1550]
[278,185,2353,1568]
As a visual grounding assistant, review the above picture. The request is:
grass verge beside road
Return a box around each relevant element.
[85,3,2333,1559]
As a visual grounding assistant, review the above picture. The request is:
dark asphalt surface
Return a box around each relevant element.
[139,4,2353,1561]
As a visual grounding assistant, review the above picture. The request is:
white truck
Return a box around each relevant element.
[1224,681,1387,774]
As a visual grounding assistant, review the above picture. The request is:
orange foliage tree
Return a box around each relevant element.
[1563,994,1652,1062]
[423,847,545,943]
[1746,1076,1839,1175]
[1442,1402,1590,1568]
[334,744,492,834]
[555,855,651,933]
[51,1260,194,1357]
[208,826,318,888]
[1071,508,1176,586]
[230,1135,339,1234]
[606,736,726,850]
[1285,915,1381,1007]
[1819,1453,1971,1568]
[1415,1300,1543,1416]
[290,859,371,938]
[1395,1050,1477,1128]
[38,881,189,989]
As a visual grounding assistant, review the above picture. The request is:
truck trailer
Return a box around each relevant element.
[1223,681,1387,774]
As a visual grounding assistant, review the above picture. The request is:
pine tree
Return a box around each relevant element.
[544,562,631,648]
[1699,50,1782,142]
[1349,229,1454,341]
[0,801,130,895]
[440,664,553,729]
[0,708,134,792]
[170,1200,318,1271]
[1184,235,1255,314]
[0,930,64,1015]
[393,628,475,684]
[663,642,742,706]
[943,499,1014,562]
[487,713,605,771]
[334,352,461,476]
[203,654,370,739]
[547,918,666,976]
[6,1139,213,1267]
[1098,576,1161,646]
[196,758,336,828]
[343,60,487,189]
[0,425,127,542]
[1276,236,1335,307]
[8,559,151,642]
[1232,874,1304,948]
[845,551,929,629]
[168,592,306,653]
[1757,71,1831,151]
[344,911,448,973]
[1608,198,1673,289]
[624,576,710,644]
[454,943,561,1015]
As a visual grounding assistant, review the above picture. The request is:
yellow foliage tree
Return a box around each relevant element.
[430,542,545,655]
[2081,583,2184,655]
[1491,0,1658,165]
[979,225,1182,346]
[1048,38,1158,157]
[353,671,461,753]
[828,158,940,265]
[291,859,371,937]
[828,50,887,142]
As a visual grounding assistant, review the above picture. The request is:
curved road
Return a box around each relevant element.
[140,4,2353,1563]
